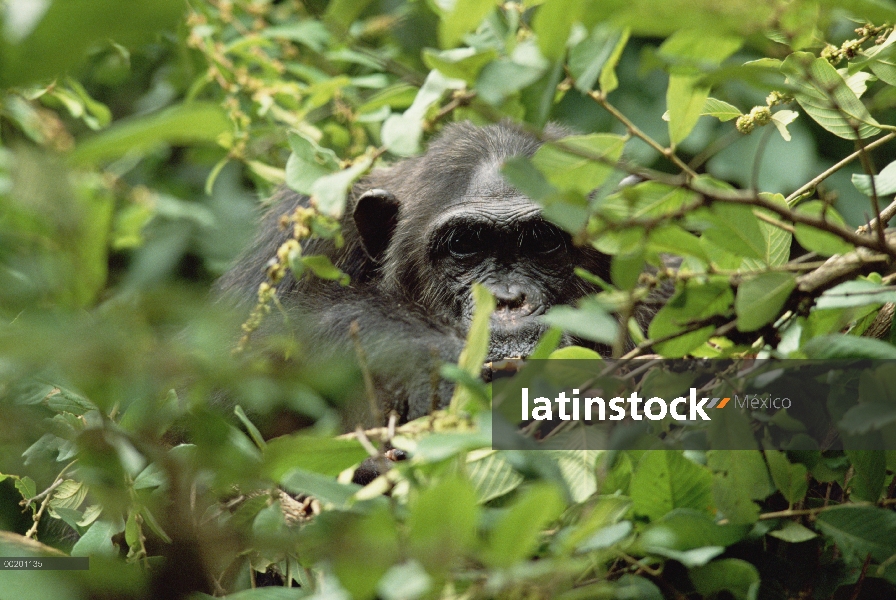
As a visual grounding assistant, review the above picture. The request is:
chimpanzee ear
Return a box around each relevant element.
[353,188,399,261]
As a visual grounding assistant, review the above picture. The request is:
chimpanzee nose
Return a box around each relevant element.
[492,284,526,310]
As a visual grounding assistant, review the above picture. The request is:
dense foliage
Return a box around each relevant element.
[2,0,896,598]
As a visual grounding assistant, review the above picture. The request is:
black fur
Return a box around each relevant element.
[216,121,612,425]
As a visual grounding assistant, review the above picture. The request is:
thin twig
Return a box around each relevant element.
[587,89,699,179]
[785,132,896,204]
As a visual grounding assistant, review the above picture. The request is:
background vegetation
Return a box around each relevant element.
[2,0,896,598]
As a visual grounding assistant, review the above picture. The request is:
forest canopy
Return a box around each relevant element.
[2,1,896,599]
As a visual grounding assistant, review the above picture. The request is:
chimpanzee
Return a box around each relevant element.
[216,121,612,426]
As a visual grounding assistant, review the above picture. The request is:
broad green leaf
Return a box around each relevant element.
[532,0,587,60]
[476,39,550,105]
[659,31,742,144]
[423,47,497,84]
[701,97,742,121]
[708,450,773,525]
[302,255,349,284]
[845,449,886,501]
[280,468,361,507]
[840,402,896,435]
[71,518,124,557]
[735,272,796,332]
[576,521,633,552]
[793,201,854,257]
[568,25,627,92]
[467,451,524,503]
[262,435,368,480]
[764,450,808,504]
[852,158,896,196]
[815,505,896,564]
[324,0,375,29]
[484,483,565,567]
[556,450,601,502]
[769,520,817,543]
[383,70,466,156]
[561,495,632,552]
[781,52,881,140]
[802,334,896,359]
[543,298,619,345]
[70,103,230,165]
[649,279,734,357]
[0,0,184,86]
[701,203,766,261]
[816,280,896,310]
[630,451,714,521]
[598,27,629,93]
[408,475,480,571]
[690,559,760,600]
[532,134,626,195]
[378,561,432,600]
[309,153,375,217]
[439,0,497,48]
[284,133,340,195]
[749,193,792,268]
[636,509,747,553]
[451,284,495,413]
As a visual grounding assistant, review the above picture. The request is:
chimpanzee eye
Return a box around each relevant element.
[526,224,565,254]
[447,228,482,257]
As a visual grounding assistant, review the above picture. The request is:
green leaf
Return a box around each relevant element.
[532,134,627,195]
[637,509,747,553]
[423,47,497,85]
[689,558,760,600]
[532,0,587,60]
[659,31,742,144]
[408,475,480,572]
[476,40,550,105]
[792,201,854,257]
[802,334,896,359]
[284,133,340,195]
[279,468,361,507]
[309,153,375,217]
[701,97,742,121]
[70,103,230,165]
[708,450,773,525]
[324,0,376,29]
[71,518,124,557]
[0,0,184,87]
[768,520,817,543]
[467,451,524,503]
[450,283,494,414]
[262,435,368,480]
[302,255,349,284]
[781,52,881,140]
[569,25,629,93]
[439,0,497,48]
[816,280,896,310]
[649,279,734,357]
[701,203,766,261]
[751,193,792,268]
[630,451,713,521]
[484,483,565,567]
[815,505,896,564]
[764,450,808,504]
[852,159,896,196]
[845,449,886,501]
[543,298,619,345]
[735,272,796,332]
[556,450,601,502]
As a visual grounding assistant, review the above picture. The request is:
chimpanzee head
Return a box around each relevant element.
[351,121,609,360]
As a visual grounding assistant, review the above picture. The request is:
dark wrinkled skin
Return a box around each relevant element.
[216,121,611,425]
